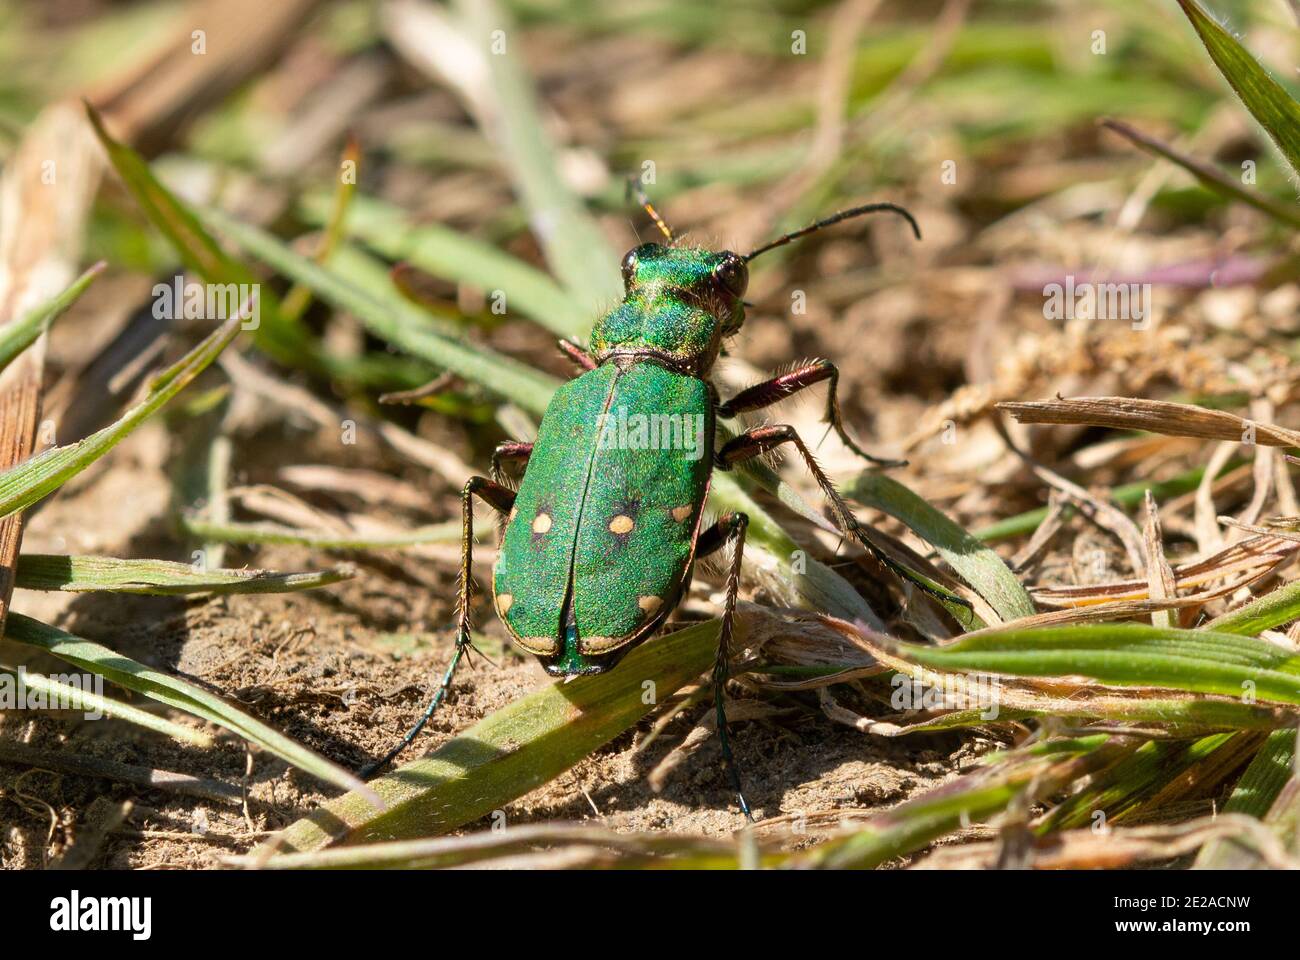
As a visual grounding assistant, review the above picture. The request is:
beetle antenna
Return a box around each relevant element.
[625,175,674,242]
[743,202,920,262]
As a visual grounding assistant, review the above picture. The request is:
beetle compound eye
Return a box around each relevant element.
[622,243,662,288]
[713,255,748,297]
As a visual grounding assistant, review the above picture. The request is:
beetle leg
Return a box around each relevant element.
[490,440,533,486]
[558,338,598,372]
[360,476,516,778]
[716,358,905,468]
[716,424,969,612]
[695,511,754,822]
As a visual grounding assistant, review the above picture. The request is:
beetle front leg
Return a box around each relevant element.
[716,424,966,611]
[716,358,905,468]
[557,338,598,372]
[361,476,516,778]
[696,512,754,821]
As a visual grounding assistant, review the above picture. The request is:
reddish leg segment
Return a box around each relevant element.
[558,338,598,371]
[717,358,904,467]
[490,440,534,485]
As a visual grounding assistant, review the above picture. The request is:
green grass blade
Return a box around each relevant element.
[178,517,462,550]
[1196,726,1299,867]
[806,737,1124,868]
[266,619,721,852]
[87,101,239,281]
[199,206,561,414]
[328,244,462,336]
[847,473,1035,622]
[301,193,585,337]
[450,0,623,317]
[85,101,313,368]
[14,554,354,594]
[1176,0,1300,177]
[280,137,360,323]
[812,781,1023,869]
[0,666,213,746]
[897,622,1300,704]
[1223,728,1294,818]
[0,261,104,374]
[4,613,378,802]
[1203,579,1300,635]
[1038,733,1238,831]
[974,462,1236,542]
[0,315,241,520]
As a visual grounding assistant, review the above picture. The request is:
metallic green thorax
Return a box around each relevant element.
[588,243,746,373]
[494,243,743,675]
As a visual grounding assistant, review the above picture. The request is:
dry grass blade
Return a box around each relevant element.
[805,738,1130,868]
[1029,533,1297,609]
[919,814,1296,869]
[238,822,755,870]
[1101,119,1300,230]
[0,102,103,637]
[1142,491,1176,629]
[999,397,1300,447]
[0,741,236,805]
[87,0,325,153]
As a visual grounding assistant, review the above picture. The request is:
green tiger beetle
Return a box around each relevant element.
[363,192,948,818]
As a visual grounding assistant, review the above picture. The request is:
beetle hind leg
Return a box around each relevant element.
[696,511,755,821]
[360,476,515,779]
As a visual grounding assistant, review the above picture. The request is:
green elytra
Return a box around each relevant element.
[364,198,937,818]
[493,244,735,677]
